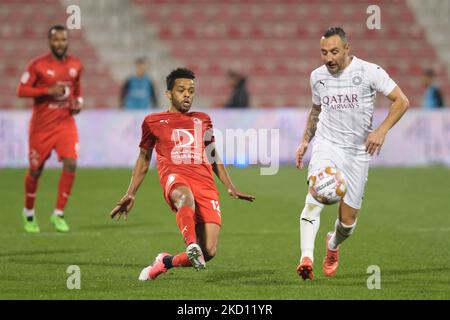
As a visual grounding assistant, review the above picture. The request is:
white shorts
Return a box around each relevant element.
[307,139,370,209]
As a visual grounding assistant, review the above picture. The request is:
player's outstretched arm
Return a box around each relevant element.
[365,86,409,156]
[110,148,153,220]
[295,104,321,169]
[17,83,66,98]
[209,144,255,202]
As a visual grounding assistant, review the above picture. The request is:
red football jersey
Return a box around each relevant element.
[139,111,217,191]
[17,53,83,133]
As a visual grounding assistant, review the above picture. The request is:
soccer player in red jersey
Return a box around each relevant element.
[110,68,255,280]
[17,25,83,233]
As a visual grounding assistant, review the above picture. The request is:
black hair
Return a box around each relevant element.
[323,27,347,43]
[48,24,67,39]
[166,68,195,90]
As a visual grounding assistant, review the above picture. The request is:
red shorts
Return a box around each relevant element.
[29,128,79,170]
[163,173,222,226]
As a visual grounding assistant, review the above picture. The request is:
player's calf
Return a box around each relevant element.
[24,171,39,215]
[23,169,41,233]
[328,218,357,250]
[300,193,324,262]
[202,244,217,262]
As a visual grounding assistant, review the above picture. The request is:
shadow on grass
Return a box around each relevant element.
[5,257,143,268]
[0,249,83,258]
[77,223,150,231]
[334,266,450,281]
[382,267,450,276]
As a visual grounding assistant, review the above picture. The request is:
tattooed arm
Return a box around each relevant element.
[302,105,322,142]
[295,104,321,169]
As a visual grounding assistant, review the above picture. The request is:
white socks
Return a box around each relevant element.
[328,219,357,250]
[23,208,64,218]
[23,208,35,218]
[53,209,64,217]
[300,193,324,262]
[300,194,359,260]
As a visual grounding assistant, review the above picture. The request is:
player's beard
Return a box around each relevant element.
[173,99,192,113]
[51,45,68,60]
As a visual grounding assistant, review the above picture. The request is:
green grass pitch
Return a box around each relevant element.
[0,166,449,299]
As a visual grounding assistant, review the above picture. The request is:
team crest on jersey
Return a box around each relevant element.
[352,75,362,86]
[69,68,78,78]
[192,117,202,124]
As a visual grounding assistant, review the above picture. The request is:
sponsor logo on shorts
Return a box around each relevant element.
[165,175,177,191]
[69,68,78,78]
[30,149,40,168]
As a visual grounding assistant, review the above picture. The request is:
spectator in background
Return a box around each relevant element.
[422,69,444,109]
[224,70,249,108]
[120,57,158,109]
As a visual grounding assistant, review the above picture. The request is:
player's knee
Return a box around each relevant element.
[175,193,195,210]
[29,168,43,179]
[63,158,77,172]
[340,210,357,225]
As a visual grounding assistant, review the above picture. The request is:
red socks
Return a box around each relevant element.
[171,252,192,267]
[175,206,197,246]
[25,170,75,212]
[24,172,38,210]
[55,171,76,211]
[165,207,197,268]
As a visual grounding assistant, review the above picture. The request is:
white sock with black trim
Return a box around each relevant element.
[53,209,64,217]
[300,193,324,262]
[23,208,35,218]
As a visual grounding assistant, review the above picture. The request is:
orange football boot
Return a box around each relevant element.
[138,252,170,281]
[323,232,339,277]
[297,257,314,280]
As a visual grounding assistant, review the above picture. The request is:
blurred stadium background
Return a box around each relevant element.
[1,0,450,109]
[1,0,449,300]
